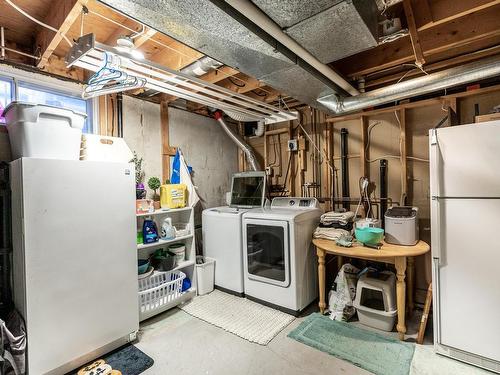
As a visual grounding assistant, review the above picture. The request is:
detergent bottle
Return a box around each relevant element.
[160,217,176,240]
[142,219,159,244]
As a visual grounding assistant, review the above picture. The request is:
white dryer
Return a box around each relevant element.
[242,197,322,315]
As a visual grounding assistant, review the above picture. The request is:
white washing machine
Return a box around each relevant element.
[202,171,266,296]
[242,197,322,315]
[202,206,249,295]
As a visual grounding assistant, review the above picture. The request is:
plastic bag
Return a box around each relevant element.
[1,310,26,375]
[328,263,359,321]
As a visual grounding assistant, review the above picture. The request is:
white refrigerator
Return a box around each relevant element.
[11,158,139,375]
[430,121,500,373]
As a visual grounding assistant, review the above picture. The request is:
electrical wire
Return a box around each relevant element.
[5,0,73,47]
[228,76,245,88]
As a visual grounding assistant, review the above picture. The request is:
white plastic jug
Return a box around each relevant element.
[160,217,176,240]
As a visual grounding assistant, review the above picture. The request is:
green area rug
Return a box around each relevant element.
[288,313,415,375]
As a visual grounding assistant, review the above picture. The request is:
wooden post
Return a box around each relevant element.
[288,120,296,196]
[395,256,407,340]
[399,109,408,206]
[160,101,176,183]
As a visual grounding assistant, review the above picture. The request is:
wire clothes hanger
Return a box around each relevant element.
[83,52,146,99]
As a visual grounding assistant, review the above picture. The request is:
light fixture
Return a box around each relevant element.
[115,35,144,60]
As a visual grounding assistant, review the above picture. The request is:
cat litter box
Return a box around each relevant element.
[353,271,397,331]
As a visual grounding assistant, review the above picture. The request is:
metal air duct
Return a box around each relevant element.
[318,55,500,114]
[214,111,261,171]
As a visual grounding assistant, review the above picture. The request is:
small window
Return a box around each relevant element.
[18,82,92,133]
[0,78,14,124]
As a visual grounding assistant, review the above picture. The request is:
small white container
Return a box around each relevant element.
[354,271,397,331]
[4,102,86,160]
[195,256,215,295]
[168,243,186,263]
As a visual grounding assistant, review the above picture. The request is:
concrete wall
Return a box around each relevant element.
[121,98,239,211]
[122,95,162,195]
[168,107,238,210]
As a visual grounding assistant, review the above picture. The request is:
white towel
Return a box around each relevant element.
[320,211,355,225]
[313,227,350,241]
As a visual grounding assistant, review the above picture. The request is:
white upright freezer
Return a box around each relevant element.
[11,158,139,375]
[430,121,500,373]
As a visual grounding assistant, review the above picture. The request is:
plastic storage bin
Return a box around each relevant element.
[195,256,215,295]
[4,101,86,160]
[138,270,186,320]
[353,271,397,331]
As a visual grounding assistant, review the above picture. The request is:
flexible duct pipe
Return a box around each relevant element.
[318,55,500,114]
[214,111,261,171]
[181,56,222,77]
[254,121,265,137]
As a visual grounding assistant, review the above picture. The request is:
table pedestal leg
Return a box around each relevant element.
[337,255,344,270]
[407,256,415,316]
[317,248,326,314]
[395,257,407,340]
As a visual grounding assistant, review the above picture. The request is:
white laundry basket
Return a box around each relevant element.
[195,256,215,295]
[138,270,186,320]
[4,102,86,160]
[353,271,397,331]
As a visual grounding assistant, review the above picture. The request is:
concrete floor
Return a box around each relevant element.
[134,301,490,375]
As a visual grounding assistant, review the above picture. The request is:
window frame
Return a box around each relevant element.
[0,76,14,124]
[0,65,98,133]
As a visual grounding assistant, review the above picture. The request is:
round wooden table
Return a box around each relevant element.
[313,238,430,340]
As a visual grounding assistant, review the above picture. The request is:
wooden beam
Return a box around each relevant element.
[415,0,500,31]
[198,66,239,84]
[150,42,202,70]
[216,74,265,94]
[365,45,500,89]
[403,0,425,67]
[160,101,176,183]
[189,73,266,110]
[36,0,88,69]
[334,5,500,78]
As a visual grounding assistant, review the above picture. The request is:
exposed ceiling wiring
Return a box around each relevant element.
[5,0,73,47]
[228,76,245,88]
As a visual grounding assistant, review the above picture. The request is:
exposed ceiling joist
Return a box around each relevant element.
[149,42,203,71]
[415,0,500,31]
[334,4,500,78]
[35,0,88,69]
[199,66,239,84]
[403,0,425,67]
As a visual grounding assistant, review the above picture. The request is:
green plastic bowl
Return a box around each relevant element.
[355,227,384,245]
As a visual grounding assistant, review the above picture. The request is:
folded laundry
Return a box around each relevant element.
[313,227,350,241]
[320,211,355,226]
[319,221,354,231]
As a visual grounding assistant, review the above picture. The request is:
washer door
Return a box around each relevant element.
[244,219,290,287]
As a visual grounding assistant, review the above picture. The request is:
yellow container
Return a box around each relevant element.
[160,184,187,209]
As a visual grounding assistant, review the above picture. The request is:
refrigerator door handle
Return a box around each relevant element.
[429,129,440,198]
[431,197,442,264]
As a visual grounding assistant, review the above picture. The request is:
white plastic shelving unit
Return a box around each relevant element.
[136,207,196,321]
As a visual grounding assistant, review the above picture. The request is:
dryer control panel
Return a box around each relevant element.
[271,197,319,209]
